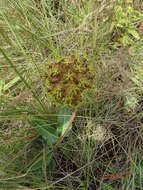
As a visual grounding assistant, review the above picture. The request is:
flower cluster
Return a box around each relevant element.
[44,55,96,107]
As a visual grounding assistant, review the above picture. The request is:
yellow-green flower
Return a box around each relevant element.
[43,55,96,108]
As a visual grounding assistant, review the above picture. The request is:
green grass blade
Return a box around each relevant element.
[3,76,20,91]
[0,80,3,96]
[0,47,46,111]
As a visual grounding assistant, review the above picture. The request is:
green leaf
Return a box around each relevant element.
[0,80,3,96]
[57,106,72,136]
[29,150,54,172]
[47,155,56,172]
[32,119,58,145]
[128,29,140,40]
[3,76,20,91]
[36,125,58,145]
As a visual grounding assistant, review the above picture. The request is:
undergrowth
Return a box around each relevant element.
[0,0,143,190]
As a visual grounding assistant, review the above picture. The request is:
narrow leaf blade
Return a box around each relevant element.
[4,76,20,91]
[0,80,3,96]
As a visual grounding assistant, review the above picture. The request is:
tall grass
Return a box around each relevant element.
[0,0,143,189]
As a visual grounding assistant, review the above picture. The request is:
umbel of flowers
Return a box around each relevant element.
[44,55,96,108]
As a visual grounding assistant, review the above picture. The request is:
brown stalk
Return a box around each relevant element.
[103,171,130,181]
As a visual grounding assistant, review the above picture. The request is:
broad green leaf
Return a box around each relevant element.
[0,80,3,96]
[35,124,58,144]
[31,119,58,144]
[3,76,20,91]
[57,106,72,136]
